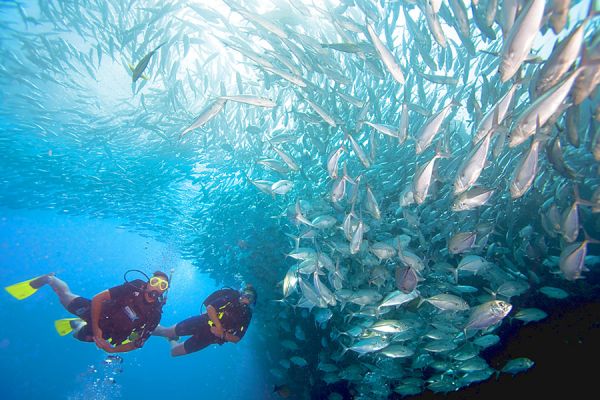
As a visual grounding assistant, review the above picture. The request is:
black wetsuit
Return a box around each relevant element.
[67,279,163,346]
[175,290,252,354]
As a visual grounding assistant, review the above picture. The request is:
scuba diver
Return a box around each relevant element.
[4,270,170,353]
[153,283,256,357]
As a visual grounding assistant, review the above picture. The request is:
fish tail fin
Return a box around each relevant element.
[583,228,600,245]
[343,311,355,325]
[434,143,451,159]
[344,168,357,187]
[342,129,350,143]
[573,184,596,207]
[340,342,349,357]
[450,97,462,108]
[513,65,526,87]
[284,233,300,248]
[574,184,583,205]
[483,287,497,299]
[479,49,499,57]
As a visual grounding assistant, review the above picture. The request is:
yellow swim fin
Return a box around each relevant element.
[54,318,85,336]
[4,275,45,300]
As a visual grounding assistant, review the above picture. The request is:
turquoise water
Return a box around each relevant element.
[0,209,270,400]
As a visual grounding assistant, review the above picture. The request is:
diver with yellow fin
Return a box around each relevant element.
[4,270,171,353]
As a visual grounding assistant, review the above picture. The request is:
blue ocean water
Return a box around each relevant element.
[0,208,272,400]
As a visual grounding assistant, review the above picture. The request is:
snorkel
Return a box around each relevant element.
[160,268,175,304]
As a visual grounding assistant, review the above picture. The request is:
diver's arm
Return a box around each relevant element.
[207,305,224,336]
[91,290,112,350]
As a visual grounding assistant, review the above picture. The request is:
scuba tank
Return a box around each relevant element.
[201,287,238,312]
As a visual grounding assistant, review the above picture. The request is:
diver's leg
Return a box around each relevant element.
[32,274,79,308]
[169,340,188,357]
[168,314,208,340]
[153,325,185,355]
[72,320,94,342]
[153,324,178,339]
[172,334,215,357]
[155,315,205,340]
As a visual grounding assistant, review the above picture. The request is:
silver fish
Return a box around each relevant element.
[347,133,371,168]
[501,357,534,375]
[413,153,442,204]
[456,255,490,280]
[217,95,276,108]
[473,84,518,144]
[415,102,455,154]
[180,98,227,139]
[513,307,548,324]
[370,242,396,261]
[419,293,470,311]
[452,187,495,211]
[263,65,307,88]
[559,239,593,281]
[532,18,587,98]
[380,344,415,359]
[364,185,381,220]
[448,0,470,38]
[420,1,447,48]
[366,22,404,84]
[363,121,401,139]
[282,265,299,298]
[378,289,419,309]
[313,271,336,306]
[510,67,583,148]
[342,336,389,356]
[510,139,541,199]
[499,0,546,82]
[246,176,274,195]
[270,143,300,172]
[454,132,492,195]
[349,218,364,255]
[560,201,580,243]
[464,300,512,331]
[304,97,336,127]
[271,180,293,195]
[398,248,426,272]
[448,231,478,255]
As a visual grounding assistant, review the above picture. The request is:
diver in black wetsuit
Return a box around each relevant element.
[153,284,256,357]
[5,270,169,353]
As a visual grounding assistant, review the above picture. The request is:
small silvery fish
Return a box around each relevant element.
[464,300,512,331]
[501,357,535,375]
